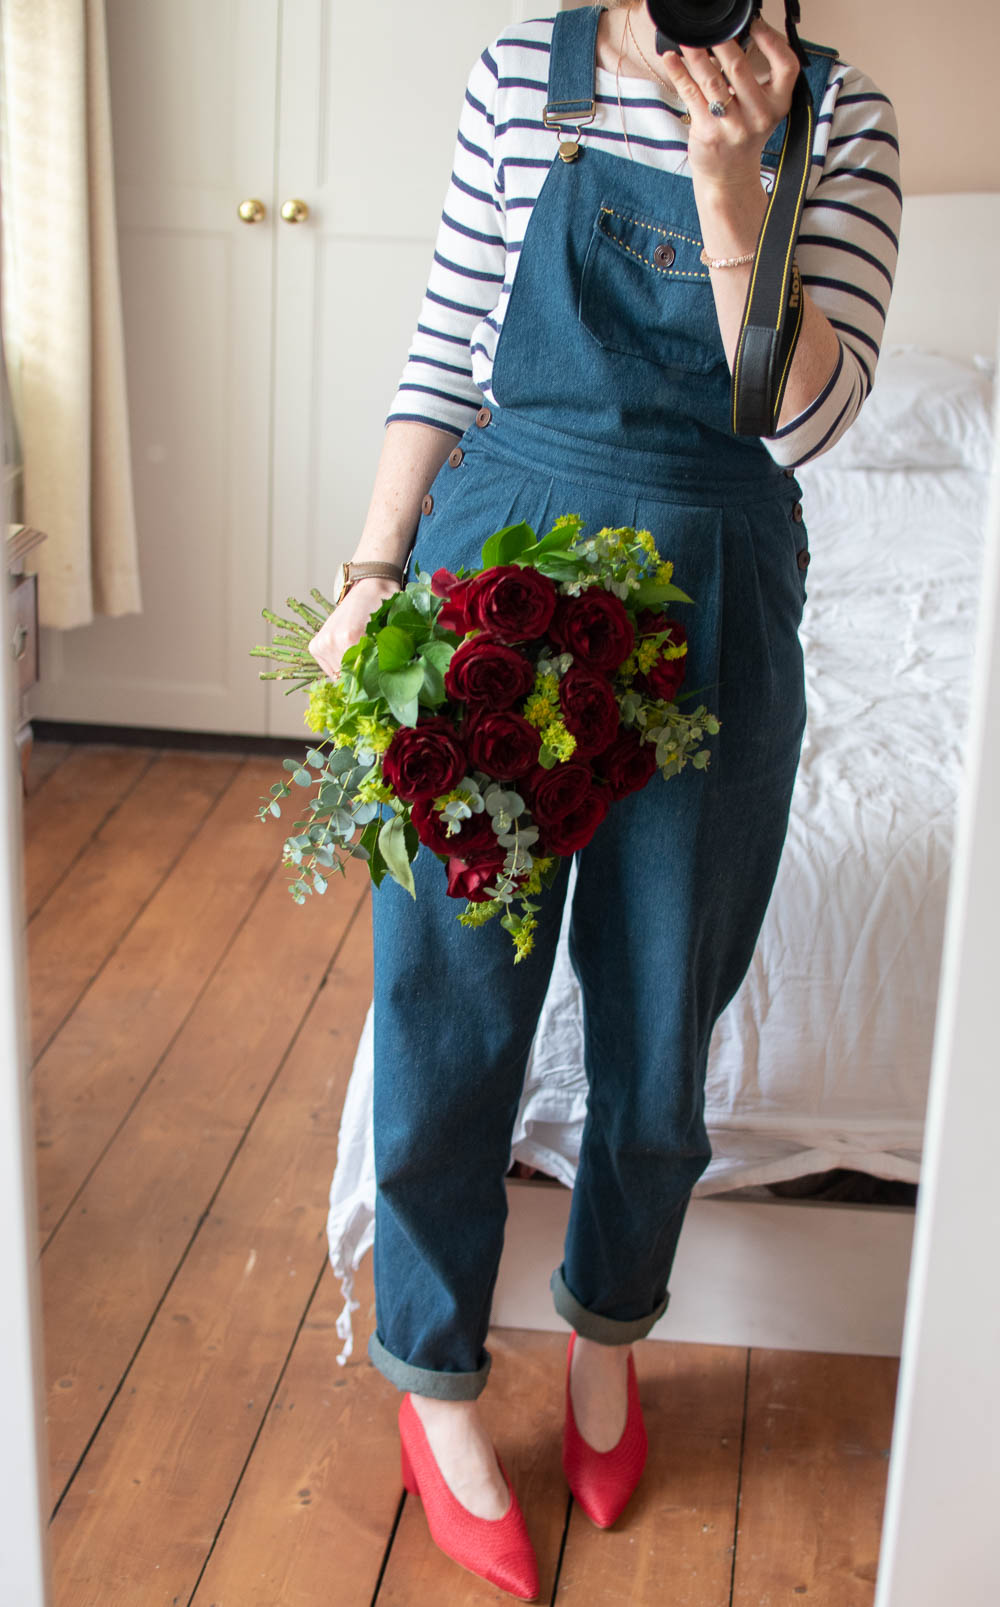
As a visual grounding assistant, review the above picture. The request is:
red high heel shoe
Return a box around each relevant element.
[562,1330,648,1527]
[398,1391,541,1602]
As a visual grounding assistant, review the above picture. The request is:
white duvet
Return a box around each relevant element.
[325,456,989,1362]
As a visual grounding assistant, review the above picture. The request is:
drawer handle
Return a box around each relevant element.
[12,623,28,661]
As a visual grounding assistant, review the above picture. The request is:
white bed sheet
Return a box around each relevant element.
[326,461,989,1360]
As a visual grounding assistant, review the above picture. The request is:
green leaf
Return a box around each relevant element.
[420,638,456,673]
[376,624,416,672]
[378,662,425,725]
[378,814,416,897]
[536,745,557,770]
[418,655,446,706]
[633,579,694,607]
[480,521,535,569]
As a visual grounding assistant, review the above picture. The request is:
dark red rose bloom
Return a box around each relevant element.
[549,589,635,673]
[465,564,558,642]
[380,715,466,803]
[538,786,609,857]
[410,796,494,857]
[466,710,540,779]
[445,842,507,902]
[558,665,620,758]
[431,568,477,635]
[443,636,535,710]
[634,612,688,704]
[526,761,593,826]
[592,729,658,800]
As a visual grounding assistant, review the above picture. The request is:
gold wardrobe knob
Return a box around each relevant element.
[237,198,266,223]
[280,198,310,224]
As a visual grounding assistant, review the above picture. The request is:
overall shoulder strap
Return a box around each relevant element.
[760,40,840,169]
[543,6,600,128]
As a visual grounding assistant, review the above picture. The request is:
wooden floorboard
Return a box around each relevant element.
[26,751,239,1062]
[732,1350,897,1607]
[31,756,291,1240]
[40,852,367,1502]
[21,745,156,918]
[45,867,375,1606]
[18,741,898,1607]
[189,1256,406,1607]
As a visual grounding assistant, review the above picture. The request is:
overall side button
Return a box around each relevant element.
[421,493,434,516]
[448,446,464,467]
[475,406,492,428]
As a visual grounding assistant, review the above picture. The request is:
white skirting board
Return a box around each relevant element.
[491,1179,915,1357]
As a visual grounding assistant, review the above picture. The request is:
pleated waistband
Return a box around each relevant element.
[463,407,796,508]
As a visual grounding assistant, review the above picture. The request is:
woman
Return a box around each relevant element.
[308,3,900,1598]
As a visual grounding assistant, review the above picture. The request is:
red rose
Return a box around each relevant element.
[538,786,609,856]
[443,636,535,710]
[380,715,466,802]
[592,729,658,800]
[431,568,477,635]
[445,842,507,902]
[527,761,593,826]
[465,564,558,642]
[410,796,495,857]
[549,590,635,673]
[634,613,688,704]
[558,665,621,758]
[466,710,540,779]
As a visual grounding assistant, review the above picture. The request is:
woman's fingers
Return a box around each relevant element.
[307,579,401,681]
[711,39,774,130]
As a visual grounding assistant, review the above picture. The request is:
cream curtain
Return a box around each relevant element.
[0,0,141,629]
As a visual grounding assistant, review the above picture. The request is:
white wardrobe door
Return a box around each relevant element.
[30,0,279,734]
[266,0,517,738]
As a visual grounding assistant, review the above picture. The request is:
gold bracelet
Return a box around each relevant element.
[699,247,757,270]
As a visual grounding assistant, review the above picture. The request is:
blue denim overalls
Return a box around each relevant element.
[367,6,821,1400]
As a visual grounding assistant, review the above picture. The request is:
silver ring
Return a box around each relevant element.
[709,99,728,118]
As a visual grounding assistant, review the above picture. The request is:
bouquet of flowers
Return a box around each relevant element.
[251,515,719,960]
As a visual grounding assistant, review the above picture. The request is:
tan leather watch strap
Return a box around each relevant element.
[336,559,404,604]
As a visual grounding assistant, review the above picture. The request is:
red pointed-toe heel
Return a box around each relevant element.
[398,1392,541,1602]
[562,1329,648,1527]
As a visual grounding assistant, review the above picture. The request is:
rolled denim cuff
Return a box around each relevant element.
[550,1265,669,1344]
[367,1330,492,1399]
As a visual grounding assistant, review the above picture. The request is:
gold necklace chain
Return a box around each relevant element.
[616,10,690,163]
[625,10,685,103]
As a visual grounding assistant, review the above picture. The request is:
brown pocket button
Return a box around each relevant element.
[448,446,464,467]
[421,493,434,516]
[653,242,676,268]
[791,502,804,522]
[797,547,810,571]
[475,406,492,427]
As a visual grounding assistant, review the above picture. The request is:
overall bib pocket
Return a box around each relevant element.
[578,203,728,376]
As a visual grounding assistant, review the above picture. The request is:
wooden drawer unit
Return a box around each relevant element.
[6,524,47,788]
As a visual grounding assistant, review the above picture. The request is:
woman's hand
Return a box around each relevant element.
[307,575,402,681]
[663,18,800,196]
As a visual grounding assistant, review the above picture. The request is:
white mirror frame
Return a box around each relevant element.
[873,313,1000,1605]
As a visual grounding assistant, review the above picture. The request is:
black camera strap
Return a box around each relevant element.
[731,0,814,436]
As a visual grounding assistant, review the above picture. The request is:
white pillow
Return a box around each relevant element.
[822,345,996,473]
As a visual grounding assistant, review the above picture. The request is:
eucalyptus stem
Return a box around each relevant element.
[284,596,326,631]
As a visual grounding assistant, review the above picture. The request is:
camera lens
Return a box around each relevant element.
[645,0,757,49]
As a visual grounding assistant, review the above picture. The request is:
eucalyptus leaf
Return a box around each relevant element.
[378,814,415,897]
[378,662,425,726]
[376,623,416,671]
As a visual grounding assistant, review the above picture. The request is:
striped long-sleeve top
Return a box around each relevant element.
[385,13,902,469]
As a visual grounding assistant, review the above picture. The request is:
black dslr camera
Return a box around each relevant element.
[645,0,763,55]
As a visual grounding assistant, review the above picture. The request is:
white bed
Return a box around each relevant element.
[326,194,1000,1362]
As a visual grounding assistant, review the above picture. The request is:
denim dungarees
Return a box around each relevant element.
[367,6,821,1400]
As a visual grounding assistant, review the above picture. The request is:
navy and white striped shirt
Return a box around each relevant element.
[386,14,902,469]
